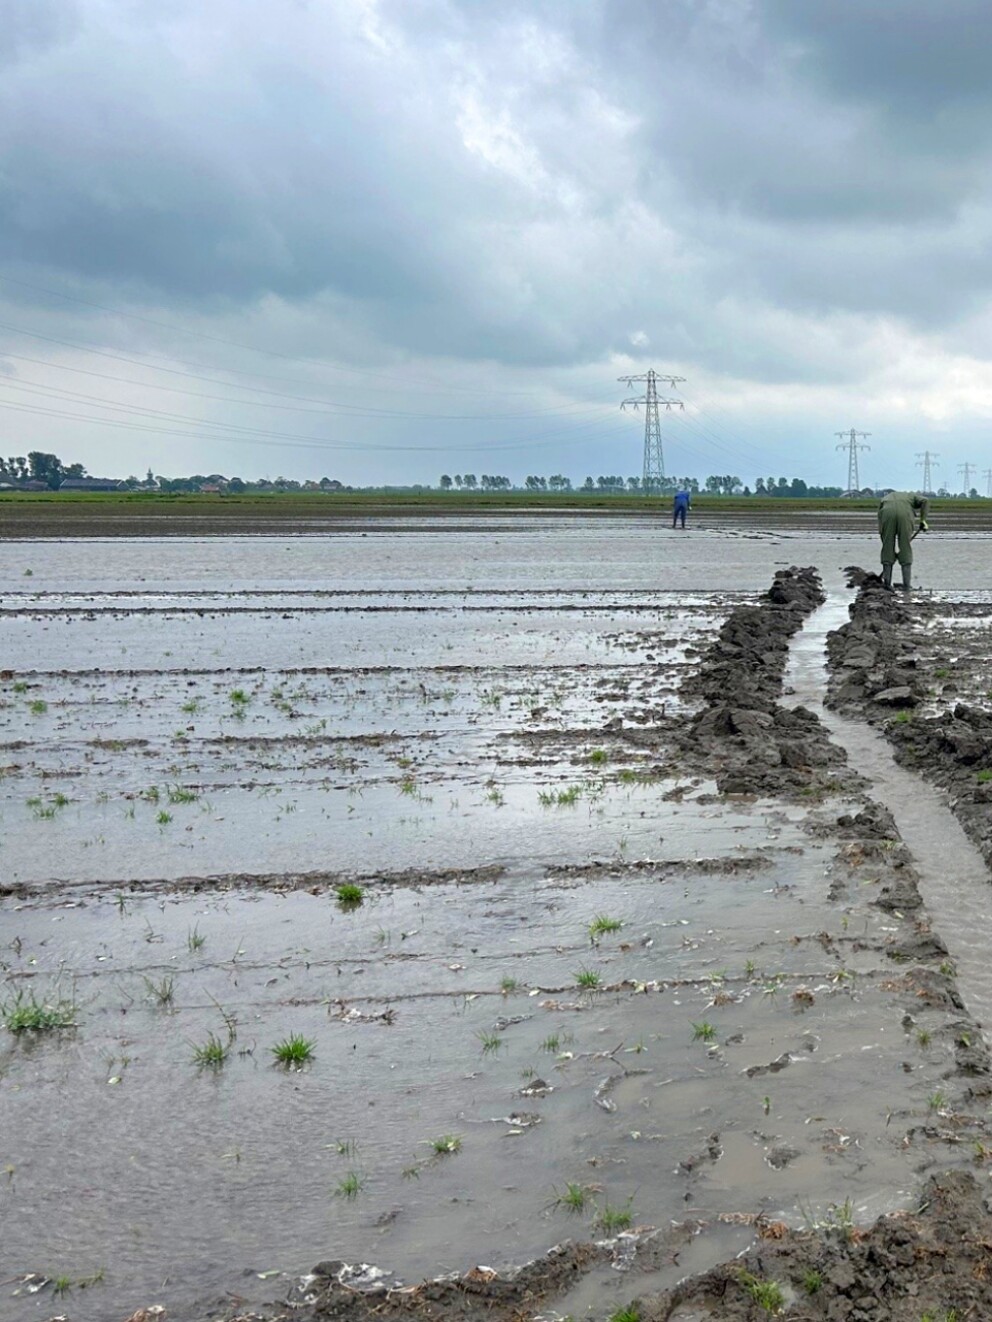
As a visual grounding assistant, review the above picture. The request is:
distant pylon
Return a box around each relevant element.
[984,468,992,498]
[619,369,685,492]
[916,450,939,493]
[835,429,871,492]
[959,462,976,493]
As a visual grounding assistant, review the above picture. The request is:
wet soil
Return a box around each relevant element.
[827,572,992,872]
[4,536,992,1322]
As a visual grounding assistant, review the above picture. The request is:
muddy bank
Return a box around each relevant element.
[826,571,992,873]
[681,567,847,796]
[635,1169,992,1320]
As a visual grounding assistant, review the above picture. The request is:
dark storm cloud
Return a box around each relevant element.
[2,0,992,386]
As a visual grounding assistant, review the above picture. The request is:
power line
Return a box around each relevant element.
[0,273,556,399]
[618,370,684,491]
[835,428,870,492]
[916,450,939,493]
[0,320,614,423]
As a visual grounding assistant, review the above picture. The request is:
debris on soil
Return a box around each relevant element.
[633,1169,992,1320]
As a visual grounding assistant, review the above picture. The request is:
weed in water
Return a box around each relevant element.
[12,680,28,694]
[271,1034,316,1068]
[486,786,505,807]
[336,1171,363,1199]
[609,1309,640,1322]
[738,1270,785,1313]
[230,688,250,706]
[934,667,950,679]
[402,1165,420,1180]
[556,785,582,806]
[928,1090,947,1112]
[977,769,992,784]
[917,1028,932,1047]
[588,748,608,765]
[2,988,76,1033]
[428,1134,462,1155]
[52,1276,73,1298]
[801,1268,823,1294]
[589,914,623,940]
[596,1202,633,1233]
[554,1182,590,1213]
[500,976,518,994]
[939,960,956,977]
[140,785,161,803]
[336,1139,357,1157]
[763,1096,771,1116]
[156,810,173,826]
[181,699,200,714]
[52,792,69,808]
[191,1032,229,1068]
[692,1021,717,1043]
[168,785,198,804]
[29,699,48,715]
[143,974,175,1006]
[893,709,913,724]
[541,1034,561,1053]
[187,925,206,952]
[478,1031,504,1055]
[399,775,418,796]
[575,968,602,990]
[336,883,364,908]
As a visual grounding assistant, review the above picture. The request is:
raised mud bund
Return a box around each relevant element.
[4,560,992,1322]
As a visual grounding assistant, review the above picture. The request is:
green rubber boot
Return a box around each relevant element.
[901,564,912,592]
[882,564,893,589]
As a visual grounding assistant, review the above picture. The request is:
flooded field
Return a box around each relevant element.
[3,518,992,1321]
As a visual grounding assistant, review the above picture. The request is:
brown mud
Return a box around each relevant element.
[827,571,992,871]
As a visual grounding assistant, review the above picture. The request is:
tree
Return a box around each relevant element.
[439,474,453,490]
[454,474,463,488]
[754,478,766,494]
[627,476,640,490]
[548,474,571,491]
[582,476,595,491]
[462,474,477,489]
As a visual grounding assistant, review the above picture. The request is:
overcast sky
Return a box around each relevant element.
[2,0,992,489]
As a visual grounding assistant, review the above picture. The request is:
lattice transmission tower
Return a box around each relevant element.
[959,462,976,493]
[618,370,685,492]
[984,468,992,498]
[835,429,871,493]
[916,450,939,493]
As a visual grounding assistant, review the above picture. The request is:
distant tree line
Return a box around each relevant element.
[0,451,88,489]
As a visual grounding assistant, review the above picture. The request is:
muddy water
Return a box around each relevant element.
[5,521,992,594]
[3,527,992,1322]
[787,597,992,1028]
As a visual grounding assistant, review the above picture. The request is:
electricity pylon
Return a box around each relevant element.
[619,370,685,492]
[959,462,976,493]
[916,450,939,493]
[984,468,992,498]
[835,429,871,493]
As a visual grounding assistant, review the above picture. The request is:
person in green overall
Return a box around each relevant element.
[878,490,929,590]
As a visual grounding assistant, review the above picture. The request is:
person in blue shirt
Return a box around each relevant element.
[672,487,691,529]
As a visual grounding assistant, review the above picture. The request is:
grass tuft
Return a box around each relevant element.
[739,1270,785,1313]
[271,1034,316,1068]
[428,1134,462,1155]
[596,1201,633,1233]
[692,1020,717,1043]
[2,988,76,1033]
[336,883,365,908]
[191,1032,229,1068]
[336,1171,363,1199]
[589,914,623,940]
[575,968,602,989]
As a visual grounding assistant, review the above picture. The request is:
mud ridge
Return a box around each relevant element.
[826,570,992,872]
[630,1169,992,1321]
[679,566,848,795]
